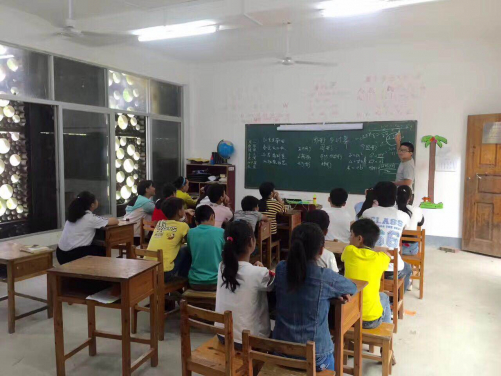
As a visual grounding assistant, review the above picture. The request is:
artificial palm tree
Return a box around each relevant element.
[420,135,447,209]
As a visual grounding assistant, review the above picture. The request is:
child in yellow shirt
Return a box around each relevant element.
[342,218,392,329]
[174,176,197,209]
[147,197,191,282]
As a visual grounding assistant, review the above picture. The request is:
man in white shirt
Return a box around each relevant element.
[394,132,415,188]
[362,181,412,291]
[322,188,352,243]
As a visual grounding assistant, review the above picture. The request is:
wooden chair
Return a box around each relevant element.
[257,221,281,268]
[131,246,188,341]
[242,330,335,376]
[117,218,158,258]
[180,300,245,376]
[380,249,404,333]
[344,323,394,376]
[401,227,426,299]
[181,289,217,311]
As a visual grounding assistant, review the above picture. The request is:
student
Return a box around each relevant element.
[124,180,156,242]
[153,183,195,222]
[206,183,233,228]
[342,219,392,329]
[187,205,224,291]
[173,176,197,209]
[305,210,338,272]
[273,223,357,371]
[215,221,274,348]
[394,132,415,187]
[234,195,269,232]
[397,185,424,256]
[356,188,377,219]
[258,182,286,236]
[146,197,190,281]
[322,188,352,243]
[57,191,118,265]
[362,182,412,291]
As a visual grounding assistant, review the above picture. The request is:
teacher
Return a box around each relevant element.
[394,132,415,187]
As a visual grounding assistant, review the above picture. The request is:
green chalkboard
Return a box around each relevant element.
[245,121,417,194]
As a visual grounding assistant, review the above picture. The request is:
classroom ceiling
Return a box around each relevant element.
[1,0,500,63]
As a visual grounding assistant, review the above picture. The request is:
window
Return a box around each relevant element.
[150,80,181,117]
[63,110,110,216]
[54,57,106,106]
[108,70,147,112]
[0,44,49,99]
[151,119,180,193]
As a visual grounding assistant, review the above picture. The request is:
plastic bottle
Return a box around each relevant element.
[313,194,317,206]
[210,154,215,165]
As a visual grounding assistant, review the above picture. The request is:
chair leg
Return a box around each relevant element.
[419,265,424,300]
[369,345,375,353]
[398,285,404,320]
[131,305,138,334]
[382,340,390,376]
[393,300,398,333]
[343,340,349,365]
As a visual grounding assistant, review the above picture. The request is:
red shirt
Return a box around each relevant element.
[152,207,167,221]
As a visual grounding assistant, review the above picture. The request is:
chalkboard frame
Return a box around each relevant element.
[245,121,417,194]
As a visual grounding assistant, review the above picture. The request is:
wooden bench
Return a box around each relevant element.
[181,289,216,311]
[344,323,395,376]
[380,249,404,333]
[401,227,426,299]
[242,330,335,376]
[180,300,245,376]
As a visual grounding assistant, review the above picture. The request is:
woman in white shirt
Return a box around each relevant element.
[396,185,424,256]
[57,191,118,265]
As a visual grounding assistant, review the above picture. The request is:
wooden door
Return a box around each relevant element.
[463,114,501,256]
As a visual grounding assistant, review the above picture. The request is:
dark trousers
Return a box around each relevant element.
[163,246,192,282]
[56,245,106,265]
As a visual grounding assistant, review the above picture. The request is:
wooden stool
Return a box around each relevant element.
[401,227,426,299]
[380,249,404,333]
[180,300,245,376]
[344,323,394,376]
[181,289,216,310]
[242,330,335,376]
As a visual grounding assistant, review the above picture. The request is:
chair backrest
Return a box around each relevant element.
[132,245,165,291]
[140,219,158,247]
[180,300,235,376]
[257,220,271,243]
[242,330,316,376]
[401,227,425,256]
[380,248,398,292]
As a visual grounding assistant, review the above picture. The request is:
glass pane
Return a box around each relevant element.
[0,44,49,99]
[151,119,180,196]
[0,100,58,239]
[108,70,147,112]
[150,80,181,117]
[114,113,146,216]
[63,110,110,216]
[54,57,106,106]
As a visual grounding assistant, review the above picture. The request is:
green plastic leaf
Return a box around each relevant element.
[435,136,448,144]
[425,140,431,148]
[437,141,443,148]
[421,135,432,143]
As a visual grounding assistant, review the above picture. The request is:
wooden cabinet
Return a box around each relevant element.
[186,164,236,210]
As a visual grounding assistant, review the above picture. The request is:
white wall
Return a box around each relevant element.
[189,38,501,239]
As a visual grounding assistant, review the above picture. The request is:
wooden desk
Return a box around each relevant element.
[94,222,135,258]
[330,279,367,376]
[0,242,54,333]
[48,256,159,376]
[277,211,302,251]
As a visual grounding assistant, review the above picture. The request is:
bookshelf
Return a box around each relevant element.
[186,164,236,210]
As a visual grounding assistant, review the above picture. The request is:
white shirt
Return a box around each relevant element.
[196,196,211,208]
[215,261,274,344]
[58,211,109,251]
[362,206,409,272]
[406,205,424,231]
[322,207,352,243]
[317,247,339,273]
[123,208,151,237]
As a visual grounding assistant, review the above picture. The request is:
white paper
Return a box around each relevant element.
[87,287,120,304]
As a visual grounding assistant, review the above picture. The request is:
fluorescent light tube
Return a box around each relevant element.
[0,55,14,60]
[136,20,217,42]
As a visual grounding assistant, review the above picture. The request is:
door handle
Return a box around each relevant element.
[476,174,482,180]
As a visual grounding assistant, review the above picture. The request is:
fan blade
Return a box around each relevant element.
[294,60,338,67]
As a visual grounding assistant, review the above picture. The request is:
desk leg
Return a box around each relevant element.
[334,304,344,376]
[353,316,363,376]
[47,273,53,319]
[88,302,97,356]
[7,262,15,334]
[51,274,66,376]
[106,244,112,258]
[150,269,158,367]
[126,242,133,259]
[121,281,131,376]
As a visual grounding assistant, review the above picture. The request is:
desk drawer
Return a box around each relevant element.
[13,254,52,279]
[129,269,155,306]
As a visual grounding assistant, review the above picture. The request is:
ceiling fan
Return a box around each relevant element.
[52,0,132,46]
[276,23,337,67]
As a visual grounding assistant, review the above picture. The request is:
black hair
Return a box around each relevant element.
[350,219,380,249]
[373,181,397,207]
[258,182,275,211]
[400,142,414,153]
[305,210,330,233]
[221,221,255,292]
[155,183,177,209]
[357,188,376,219]
[241,196,259,211]
[195,205,215,224]
[161,197,184,220]
[286,223,325,291]
[396,185,413,218]
[330,188,348,207]
[137,180,153,196]
[173,176,187,190]
[208,184,225,203]
[67,191,96,223]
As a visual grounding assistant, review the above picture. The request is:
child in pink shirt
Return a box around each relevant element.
[205,184,233,228]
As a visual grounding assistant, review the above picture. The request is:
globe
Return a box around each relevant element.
[217,140,235,160]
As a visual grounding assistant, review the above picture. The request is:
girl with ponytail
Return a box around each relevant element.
[273,223,357,372]
[215,220,274,348]
[397,185,425,255]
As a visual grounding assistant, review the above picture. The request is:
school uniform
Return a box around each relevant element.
[57,211,108,265]
[322,206,352,243]
[124,195,155,238]
[317,248,339,273]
